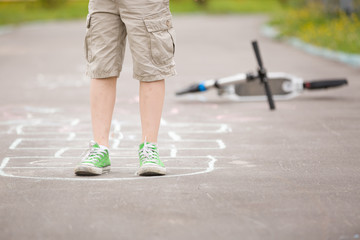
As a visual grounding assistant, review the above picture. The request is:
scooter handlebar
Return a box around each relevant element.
[175,74,247,96]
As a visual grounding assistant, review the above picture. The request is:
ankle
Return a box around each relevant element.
[94,140,109,148]
[98,144,109,151]
[141,136,157,144]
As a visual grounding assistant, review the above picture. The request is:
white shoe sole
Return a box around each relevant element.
[74,165,111,176]
[137,163,166,176]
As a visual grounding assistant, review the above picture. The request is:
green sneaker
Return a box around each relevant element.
[74,140,111,176]
[138,141,166,176]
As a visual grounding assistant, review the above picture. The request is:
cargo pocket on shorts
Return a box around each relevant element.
[143,14,176,66]
[84,14,92,62]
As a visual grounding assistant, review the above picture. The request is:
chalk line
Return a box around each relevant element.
[230,160,256,168]
[0,157,9,173]
[111,132,123,149]
[0,155,218,181]
[10,122,231,135]
[29,160,73,166]
[70,119,80,126]
[54,148,69,158]
[112,139,120,149]
[67,132,76,141]
[160,118,168,126]
[216,124,232,133]
[216,139,226,149]
[12,146,223,151]
[112,119,122,132]
[10,137,221,143]
[319,121,341,137]
[170,144,177,158]
[6,155,235,159]
[24,106,59,114]
[6,166,207,170]
[168,131,182,141]
[9,138,22,149]
[16,125,24,134]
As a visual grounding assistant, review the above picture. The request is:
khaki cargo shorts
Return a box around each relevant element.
[85,0,176,82]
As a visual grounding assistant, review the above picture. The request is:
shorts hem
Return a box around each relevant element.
[86,69,120,79]
[134,68,177,82]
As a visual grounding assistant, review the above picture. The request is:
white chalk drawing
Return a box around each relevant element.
[0,156,218,181]
[0,106,235,181]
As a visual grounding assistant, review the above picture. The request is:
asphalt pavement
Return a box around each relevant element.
[0,15,359,240]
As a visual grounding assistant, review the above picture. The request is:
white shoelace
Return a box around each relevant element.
[139,141,158,161]
[81,142,107,164]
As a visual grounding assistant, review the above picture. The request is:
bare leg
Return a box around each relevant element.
[90,77,117,147]
[139,80,165,143]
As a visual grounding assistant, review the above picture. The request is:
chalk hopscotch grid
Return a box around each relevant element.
[0,114,232,181]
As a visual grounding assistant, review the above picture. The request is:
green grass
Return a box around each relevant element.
[270,4,360,54]
[0,1,88,25]
[171,0,282,14]
[1,0,358,54]
[0,0,281,26]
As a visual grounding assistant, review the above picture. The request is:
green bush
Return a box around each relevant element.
[271,2,360,54]
[278,0,307,7]
[38,0,67,8]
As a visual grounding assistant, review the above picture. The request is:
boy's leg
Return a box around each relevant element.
[75,0,127,176]
[90,77,117,147]
[139,79,165,143]
[119,0,175,175]
[74,77,116,176]
[137,79,166,176]
[85,1,127,148]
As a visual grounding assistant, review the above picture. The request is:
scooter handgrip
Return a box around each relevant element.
[303,79,348,90]
[175,83,207,95]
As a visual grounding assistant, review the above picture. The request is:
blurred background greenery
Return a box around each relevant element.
[0,0,359,54]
